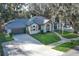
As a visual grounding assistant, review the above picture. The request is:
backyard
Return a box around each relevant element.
[54,40,79,52]
[0,32,13,55]
[32,32,60,45]
[58,31,79,39]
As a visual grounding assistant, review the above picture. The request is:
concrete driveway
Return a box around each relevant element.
[2,34,64,56]
[13,34,41,44]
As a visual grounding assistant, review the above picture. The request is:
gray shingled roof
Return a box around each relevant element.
[27,16,49,25]
[5,18,28,29]
[5,16,49,29]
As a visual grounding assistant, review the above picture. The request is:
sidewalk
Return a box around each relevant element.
[47,32,79,48]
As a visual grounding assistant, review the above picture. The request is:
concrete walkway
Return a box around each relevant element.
[2,34,64,56]
[48,32,79,48]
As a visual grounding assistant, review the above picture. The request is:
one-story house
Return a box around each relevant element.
[4,16,52,35]
[4,16,74,35]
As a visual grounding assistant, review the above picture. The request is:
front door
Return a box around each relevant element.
[54,22,58,31]
[46,24,50,32]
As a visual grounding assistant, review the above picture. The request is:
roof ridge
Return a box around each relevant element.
[3,19,15,27]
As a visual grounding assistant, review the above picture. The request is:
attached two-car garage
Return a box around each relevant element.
[12,28,26,34]
[5,19,28,35]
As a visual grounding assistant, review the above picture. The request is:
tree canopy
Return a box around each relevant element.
[0,3,79,33]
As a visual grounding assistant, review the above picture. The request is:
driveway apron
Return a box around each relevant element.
[2,34,64,56]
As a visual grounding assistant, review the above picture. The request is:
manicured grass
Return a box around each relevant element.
[54,40,79,52]
[32,32,60,45]
[0,32,13,56]
[58,31,79,39]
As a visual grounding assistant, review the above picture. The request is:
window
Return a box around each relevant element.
[47,24,50,26]
[33,26,35,27]
[31,24,39,31]
[38,25,41,30]
[31,25,36,31]
[33,29,35,31]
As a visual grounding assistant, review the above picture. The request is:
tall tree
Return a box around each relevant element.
[0,3,27,22]
[27,3,79,33]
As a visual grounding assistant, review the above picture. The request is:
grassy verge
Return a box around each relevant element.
[32,32,60,45]
[58,31,79,39]
[0,32,13,56]
[54,40,79,52]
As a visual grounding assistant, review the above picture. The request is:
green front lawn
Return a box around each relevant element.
[58,31,79,39]
[54,40,79,52]
[0,32,13,56]
[32,32,60,45]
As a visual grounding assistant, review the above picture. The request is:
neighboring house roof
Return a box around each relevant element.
[5,16,49,29]
[27,16,49,25]
[5,18,28,29]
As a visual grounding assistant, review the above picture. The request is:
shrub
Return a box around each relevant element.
[9,33,13,37]
[41,30,44,34]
